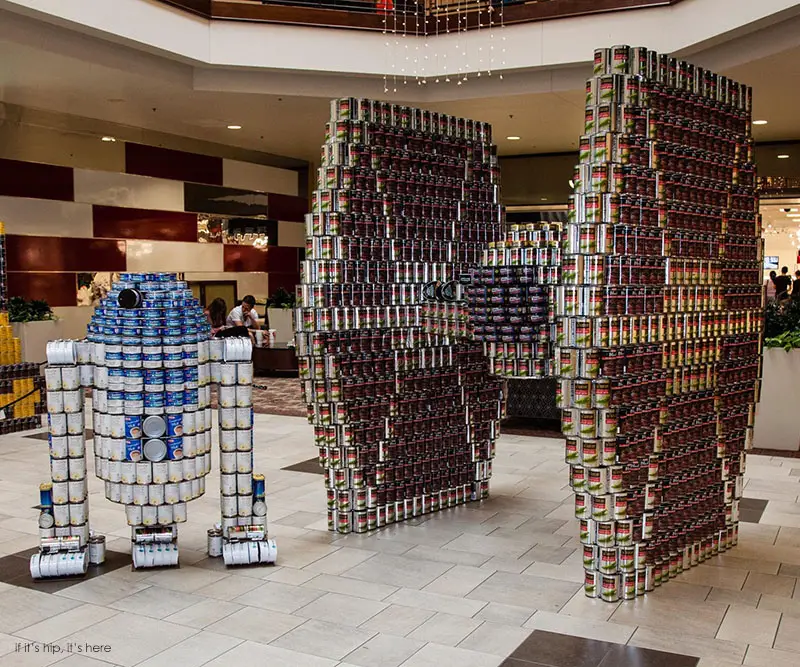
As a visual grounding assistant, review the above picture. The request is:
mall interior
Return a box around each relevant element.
[0,1,800,666]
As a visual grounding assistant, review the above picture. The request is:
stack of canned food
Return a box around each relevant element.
[558,46,761,601]
[297,98,505,534]
[469,222,561,378]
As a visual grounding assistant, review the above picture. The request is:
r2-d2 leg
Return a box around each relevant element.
[209,337,276,566]
[32,341,94,579]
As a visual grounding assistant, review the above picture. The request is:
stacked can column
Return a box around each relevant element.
[469,222,562,378]
[558,46,761,601]
[210,337,276,565]
[31,341,91,578]
[297,98,505,534]
[86,272,212,568]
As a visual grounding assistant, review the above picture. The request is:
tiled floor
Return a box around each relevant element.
[1,413,800,667]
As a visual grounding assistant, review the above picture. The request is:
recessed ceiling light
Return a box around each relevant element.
[753,120,768,125]
[101,136,116,142]
[778,154,790,159]
[540,197,548,201]
[227,125,242,130]
[506,136,521,141]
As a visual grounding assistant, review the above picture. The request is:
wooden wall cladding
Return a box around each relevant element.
[7,235,127,272]
[7,272,78,307]
[93,206,199,242]
[125,143,224,186]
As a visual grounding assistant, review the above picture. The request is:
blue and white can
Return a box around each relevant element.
[124,415,143,439]
[166,414,183,437]
[166,436,183,460]
[125,438,143,462]
[165,390,183,414]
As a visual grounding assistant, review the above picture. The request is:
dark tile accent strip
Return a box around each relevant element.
[0,158,74,201]
[506,631,699,667]
[7,272,78,307]
[0,549,131,593]
[7,236,126,272]
[223,244,269,272]
[268,192,308,222]
[93,205,199,242]
[125,143,223,185]
[282,457,323,474]
[184,182,269,217]
[738,497,768,524]
[25,429,93,441]
[749,448,800,459]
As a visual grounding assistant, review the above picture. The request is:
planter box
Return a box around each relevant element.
[12,320,64,365]
[266,308,294,344]
[752,347,800,451]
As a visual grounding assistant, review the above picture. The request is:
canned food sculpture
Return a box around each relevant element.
[32,273,276,578]
[557,47,761,600]
[297,98,505,533]
[469,221,562,378]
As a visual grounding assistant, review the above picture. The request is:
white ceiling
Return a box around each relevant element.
[0,7,799,164]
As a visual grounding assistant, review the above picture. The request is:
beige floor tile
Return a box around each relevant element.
[15,604,118,644]
[408,612,482,646]
[231,580,325,614]
[262,566,318,586]
[525,609,635,645]
[342,554,453,590]
[458,621,530,656]
[55,576,151,606]
[0,646,65,667]
[142,566,230,593]
[649,581,711,601]
[676,565,749,591]
[709,555,780,574]
[743,644,800,667]
[387,588,487,617]
[162,599,242,628]
[774,613,800,652]
[758,592,800,618]
[295,592,388,627]
[466,571,580,611]
[474,602,536,627]
[403,545,492,568]
[303,547,377,576]
[271,619,376,661]
[203,640,337,667]
[109,586,205,619]
[717,605,780,648]
[558,590,620,621]
[610,595,728,638]
[423,565,494,597]
[629,626,747,664]
[706,587,761,607]
[400,642,502,667]
[0,588,82,634]
[343,633,425,667]
[303,573,398,601]
[64,612,198,667]
[193,574,265,601]
[359,604,434,637]
[205,607,305,644]
[48,655,118,667]
[743,572,797,598]
[135,631,242,667]
[442,534,534,559]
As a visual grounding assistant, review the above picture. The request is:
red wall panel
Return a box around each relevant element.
[125,143,223,185]
[268,193,307,222]
[266,246,299,273]
[267,272,301,295]
[7,273,77,307]
[0,158,74,201]
[7,236,127,272]
[93,206,198,242]
[223,244,269,272]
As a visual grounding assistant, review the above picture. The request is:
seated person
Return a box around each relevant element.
[226,295,261,331]
[206,297,228,336]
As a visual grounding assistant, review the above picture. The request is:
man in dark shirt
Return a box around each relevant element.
[792,271,800,301]
[774,266,792,301]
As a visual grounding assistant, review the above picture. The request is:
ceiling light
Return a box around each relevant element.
[778,154,790,159]
[753,120,768,125]
[101,136,116,142]
[227,125,242,130]
[540,197,548,201]
[506,136,521,141]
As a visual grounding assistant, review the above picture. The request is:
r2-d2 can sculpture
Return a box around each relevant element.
[31,272,276,578]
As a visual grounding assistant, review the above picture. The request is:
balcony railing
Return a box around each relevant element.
[159,0,683,31]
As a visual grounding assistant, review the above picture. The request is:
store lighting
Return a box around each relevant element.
[778,154,790,159]
[227,125,242,130]
[540,197,548,201]
[506,136,521,141]
[101,136,116,142]
[753,120,768,125]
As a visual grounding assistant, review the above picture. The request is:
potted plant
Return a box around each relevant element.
[265,287,296,344]
[9,297,63,363]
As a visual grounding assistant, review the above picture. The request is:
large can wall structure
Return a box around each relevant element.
[556,47,761,600]
[32,272,276,578]
[296,99,505,534]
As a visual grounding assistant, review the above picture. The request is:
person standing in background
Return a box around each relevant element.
[766,270,777,302]
[774,267,792,301]
[792,271,800,302]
